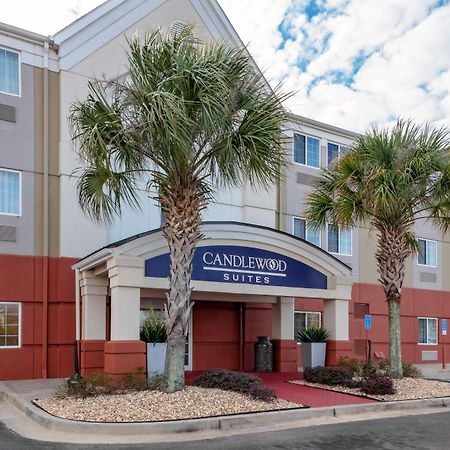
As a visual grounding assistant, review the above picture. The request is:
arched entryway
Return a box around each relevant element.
[74,222,352,378]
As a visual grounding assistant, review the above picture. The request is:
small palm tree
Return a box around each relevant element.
[306,120,450,378]
[70,28,289,392]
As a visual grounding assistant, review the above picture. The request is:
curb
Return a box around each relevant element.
[0,382,449,436]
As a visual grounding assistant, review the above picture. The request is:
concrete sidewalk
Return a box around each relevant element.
[416,364,450,382]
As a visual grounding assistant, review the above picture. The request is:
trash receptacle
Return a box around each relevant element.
[254,336,273,372]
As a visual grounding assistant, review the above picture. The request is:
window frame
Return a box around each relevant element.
[0,47,21,97]
[292,132,321,168]
[0,301,21,349]
[292,216,321,247]
[418,317,438,345]
[294,311,322,343]
[0,168,22,217]
[327,141,350,165]
[417,238,437,268]
[327,223,352,256]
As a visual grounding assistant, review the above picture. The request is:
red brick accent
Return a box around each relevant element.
[80,340,106,377]
[326,340,354,366]
[104,340,146,376]
[272,339,297,372]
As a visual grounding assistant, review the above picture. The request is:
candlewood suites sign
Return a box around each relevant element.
[145,245,327,289]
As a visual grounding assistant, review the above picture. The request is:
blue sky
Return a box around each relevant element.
[3,0,450,132]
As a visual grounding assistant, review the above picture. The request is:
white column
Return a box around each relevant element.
[323,299,349,340]
[107,256,144,341]
[272,297,294,340]
[80,270,108,340]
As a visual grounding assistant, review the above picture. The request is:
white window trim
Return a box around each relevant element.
[294,311,322,344]
[327,141,350,165]
[418,316,438,345]
[0,168,22,217]
[0,301,21,349]
[417,238,437,268]
[0,47,21,97]
[292,216,321,246]
[327,223,352,256]
[292,132,321,169]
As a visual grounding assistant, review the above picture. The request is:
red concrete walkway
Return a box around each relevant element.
[185,371,377,408]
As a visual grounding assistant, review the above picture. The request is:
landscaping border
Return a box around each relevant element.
[1,381,450,437]
[290,380,450,402]
[30,399,309,424]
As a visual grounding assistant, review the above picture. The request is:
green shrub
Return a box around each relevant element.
[338,356,362,375]
[360,361,377,377]
[402,363,422,378]
[297,327,329,343]
[57,372,151,399]
[361,374,395,396]
[140,309,167,343]
[192,369,276,402]
[303,366,352,385]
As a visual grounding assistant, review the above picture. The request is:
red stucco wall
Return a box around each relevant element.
[0,254,78,380]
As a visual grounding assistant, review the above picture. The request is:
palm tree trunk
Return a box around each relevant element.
[159,179,203,393]
[388,298,402,378]
[375,223,409,379]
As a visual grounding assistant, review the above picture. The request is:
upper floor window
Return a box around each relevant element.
[328,224,352,256]
[418,317,437,345]
[0,302,20,347]
[293,133,320,168]
[0,48,20,96]
[0,168,21,216]
[417,238,437,267]
[293,217,320,246]
[327,142,350,165]
[294,311,321,342]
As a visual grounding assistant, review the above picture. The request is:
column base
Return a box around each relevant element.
[326,340,353,366]
[104,340,146,382]
[80,340,106,377]
[272,339,297,372]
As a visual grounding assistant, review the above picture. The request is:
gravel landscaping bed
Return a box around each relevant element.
[290,378,450,401]
[34,386,302,422]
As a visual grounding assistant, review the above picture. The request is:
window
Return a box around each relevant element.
[327,142,350,165]
[294,311,321,342]
[0,302,20,347]
[0,48,20,96]
[293,217,320,246]
[417,239,437,267]
[293,133,320,168]
[418,317,437,345]
[327,224,352,255]
[0,169,21,216]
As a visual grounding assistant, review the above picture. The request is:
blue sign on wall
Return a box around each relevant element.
[443,319,447,336]
[364,314,372,330]
[145,245,327,289]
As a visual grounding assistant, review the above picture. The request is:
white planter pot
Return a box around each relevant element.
[147,343,167,380]
[301,342,326,369]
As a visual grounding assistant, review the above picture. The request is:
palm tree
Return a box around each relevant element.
[306,120,450,378]
[70,28,289,392]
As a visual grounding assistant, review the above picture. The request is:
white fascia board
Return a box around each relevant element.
[54,0,126,43]
[0,34,59,72]
[56,0,166,71]
[72,248,113,271]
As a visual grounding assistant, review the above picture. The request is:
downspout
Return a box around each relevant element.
[74,268,81,379]
[41,41,49,378]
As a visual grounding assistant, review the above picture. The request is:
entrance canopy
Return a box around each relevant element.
[73,222,353,374]
[74,221,352,301]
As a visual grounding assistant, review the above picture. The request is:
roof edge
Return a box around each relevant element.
[74,221,351,272]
